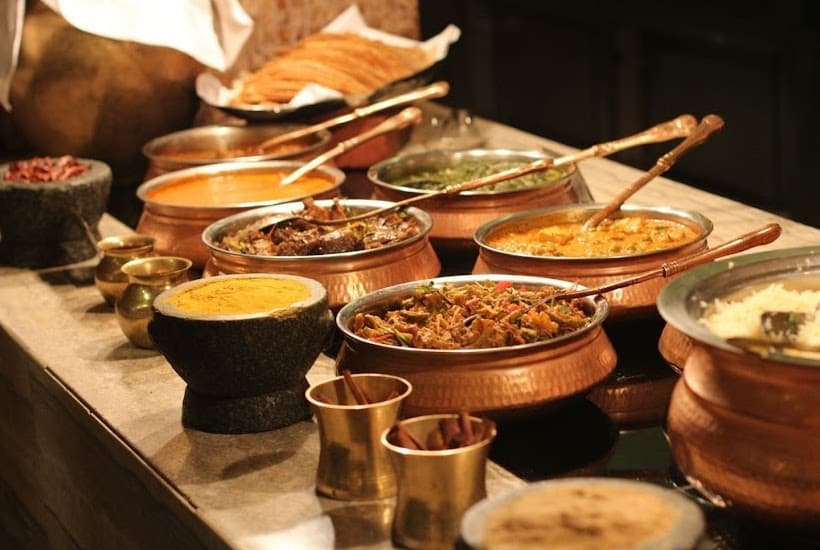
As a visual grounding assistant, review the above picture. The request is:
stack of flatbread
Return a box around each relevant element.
[229,33,430,106]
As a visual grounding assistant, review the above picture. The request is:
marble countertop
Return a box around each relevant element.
[1,114,817,549]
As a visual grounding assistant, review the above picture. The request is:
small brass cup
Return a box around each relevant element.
[95,234,155,305]
[115,256,191,348]
[306,373,412,501]
[381,413,497,549]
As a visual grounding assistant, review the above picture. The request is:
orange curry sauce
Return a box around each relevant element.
[147,170,334,207]
[486,216,699,257]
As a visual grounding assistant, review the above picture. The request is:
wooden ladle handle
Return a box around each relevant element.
[661,222,782,277]
[582,114,725,230]
[279,107,422,186]
[555,223,782,301]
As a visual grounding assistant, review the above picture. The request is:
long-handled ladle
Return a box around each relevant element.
[278,106,423,186]
[254,81,450,154]
[550,223,782,302]
[581,114,725,231]
[260,113,699,231]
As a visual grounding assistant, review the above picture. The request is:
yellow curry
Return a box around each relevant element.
[486,216,699,257]
[162,277,311,316]
[147,170,334,206]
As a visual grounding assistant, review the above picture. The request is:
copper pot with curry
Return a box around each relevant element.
[201,198,441,311]
[135,161,344,268]
[473,203,713,319]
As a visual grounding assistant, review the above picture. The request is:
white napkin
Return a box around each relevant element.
[0,0,254,111]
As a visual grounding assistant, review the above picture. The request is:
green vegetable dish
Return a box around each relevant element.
[387,160,567,193]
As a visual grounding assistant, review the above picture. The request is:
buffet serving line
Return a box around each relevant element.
[1,104,819,550]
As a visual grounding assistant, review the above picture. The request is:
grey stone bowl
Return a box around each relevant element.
[0,158,111,268]
[149,273,334,433]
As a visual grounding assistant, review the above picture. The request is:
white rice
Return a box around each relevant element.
[700,283,820,347]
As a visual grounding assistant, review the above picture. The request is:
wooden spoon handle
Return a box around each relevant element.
[279,107,422,186]
[556,223,782,301]
[582,114,725,230]
[257,82,449,152]
[660,222,782,277]
[303,113,700,225]
[554,114,698,167]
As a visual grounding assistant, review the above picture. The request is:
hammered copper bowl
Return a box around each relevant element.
[657,245,820,530]
[335,274,617,420]
[135,161,344,268]
[141,123,332,180]
[473,203,713,319]
[368,149,593,257]
[202,199,441,311]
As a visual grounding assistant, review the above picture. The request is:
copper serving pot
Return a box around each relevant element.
[136,161,344,268]
[141,124,332,180]
[657,245,820,530]
[367,149,593,256]
[335,274,617,420]
[201,199,441,311]
[473,204,712,319]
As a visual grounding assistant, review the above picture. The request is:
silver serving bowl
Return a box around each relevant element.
[202,199,441,311]
[658,245,820,530]
[141,124,331,180]
[335,274,616,419]
[368,149,593,255]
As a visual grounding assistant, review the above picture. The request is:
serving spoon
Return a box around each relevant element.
[259,113,699,231]
[581,114,725,231]
[254,81,450,154]
[551,223,783,302]
[278,106,423,186]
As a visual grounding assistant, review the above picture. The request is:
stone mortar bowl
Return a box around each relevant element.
[149,273,334,433]
[0,158,111,268]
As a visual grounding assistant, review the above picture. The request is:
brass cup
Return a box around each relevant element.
[94,234,155,305]
[306,373,412,501]
[381,413,497,549]
[115,256,192,348]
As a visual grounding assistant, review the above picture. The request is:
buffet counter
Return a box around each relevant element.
[1,114,818,549]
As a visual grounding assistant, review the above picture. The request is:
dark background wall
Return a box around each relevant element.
[419,0,820,227]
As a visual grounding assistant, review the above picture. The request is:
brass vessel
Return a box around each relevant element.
[135,161,344,268]
[381,413,497,549]
[202,199,441,311]
[368,149,593,255]
[115,256,192,348]
[94,234,155,305]
[306,373,412,500]
[473,204,712,319]
[658,245,820,530]
[335,274,616,419]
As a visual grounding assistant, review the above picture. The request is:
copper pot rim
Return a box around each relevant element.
[336,274,610,356]
[367,148,578,197]
[151,272,328,322]
[135,160,346,212]
[657,245,820,369]
[141,124,331,166]
[201,198,436,262]
[474,203,713,262]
